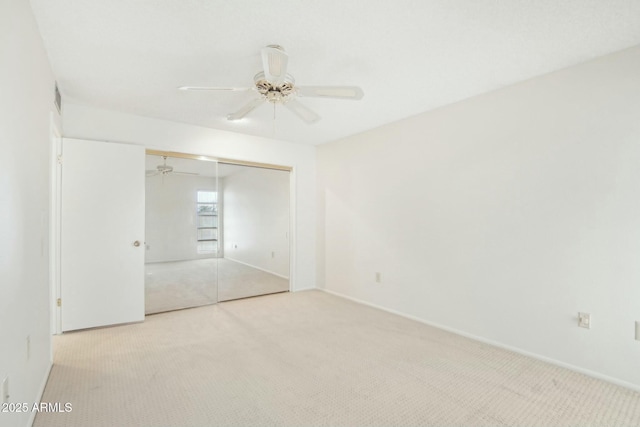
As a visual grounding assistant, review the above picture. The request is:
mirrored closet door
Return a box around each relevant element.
[144,153,219,314]
[144,152,291,313]
[216,163,290,301]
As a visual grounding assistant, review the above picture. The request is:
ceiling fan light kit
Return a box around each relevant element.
[180,45,364,124]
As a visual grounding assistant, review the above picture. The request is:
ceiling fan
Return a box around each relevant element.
[179,45,364,124]
[146,156,199,177]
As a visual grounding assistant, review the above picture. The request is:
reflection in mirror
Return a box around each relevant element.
[144,154,218,314]
[217,163,290,301]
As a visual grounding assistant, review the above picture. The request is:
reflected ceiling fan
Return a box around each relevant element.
[179,45,364,124]
[146,156,199,177]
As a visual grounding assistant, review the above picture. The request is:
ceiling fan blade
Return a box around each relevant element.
[284,99,320,124]
[146,170,160,177]
[261,45,289,84]
[178,86,251,92]
[227,97,265,121]
[296,85,364,100]
[173,171,199,176]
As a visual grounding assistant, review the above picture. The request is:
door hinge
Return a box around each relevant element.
[57,298,61,307]
[57,155,62,165]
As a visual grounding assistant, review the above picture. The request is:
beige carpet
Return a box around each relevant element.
[36,291,640,427]
[145,258,289,313]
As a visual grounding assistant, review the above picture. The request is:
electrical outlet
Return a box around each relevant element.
[578,312,591,329]
[375,272,381,283]
[271,251,275,258]
[2,376,8,404]
[635,321,640,341]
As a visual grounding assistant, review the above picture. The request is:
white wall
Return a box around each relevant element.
[146,173,217,263]
[317,46,640,388]
[63,104,316,290]
[223,167,290,278]
[0,1,60,426]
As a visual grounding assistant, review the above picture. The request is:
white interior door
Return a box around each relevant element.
[61,138,145,331]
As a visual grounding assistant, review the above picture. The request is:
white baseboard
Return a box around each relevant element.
[319,288,640,393]
[28,361,53,427]
[224,257,289,280]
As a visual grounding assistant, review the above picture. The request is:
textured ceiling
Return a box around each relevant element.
[30,0,640,145]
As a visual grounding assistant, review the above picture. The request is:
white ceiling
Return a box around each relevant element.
[30,1,640,145]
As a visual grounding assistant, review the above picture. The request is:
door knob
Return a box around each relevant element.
[133,240,141,247]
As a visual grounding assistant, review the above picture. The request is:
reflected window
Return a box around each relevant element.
[196,190,218,254]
